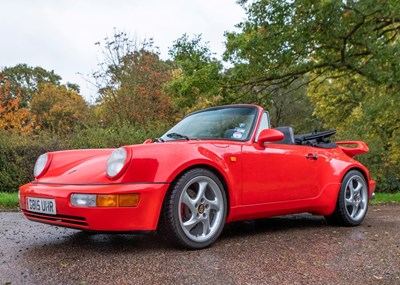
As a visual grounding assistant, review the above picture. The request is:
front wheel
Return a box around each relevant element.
[325,170,369,226]
[159,168,227,249]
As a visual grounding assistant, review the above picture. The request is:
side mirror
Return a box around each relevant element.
[257,129,284,147]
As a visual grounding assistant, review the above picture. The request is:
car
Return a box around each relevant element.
[19,104,376,249]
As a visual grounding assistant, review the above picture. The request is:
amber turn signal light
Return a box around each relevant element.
[96,194,140,207]
[118,194,140,207]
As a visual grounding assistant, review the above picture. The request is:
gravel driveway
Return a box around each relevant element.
[1,204,399,285]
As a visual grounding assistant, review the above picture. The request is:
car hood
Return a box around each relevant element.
[36,149,114,184]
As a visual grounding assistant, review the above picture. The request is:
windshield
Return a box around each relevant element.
[161,106,258,141]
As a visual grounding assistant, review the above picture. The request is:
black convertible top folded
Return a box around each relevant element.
[295,130,337,148]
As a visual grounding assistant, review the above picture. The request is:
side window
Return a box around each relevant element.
[255,112,270,142]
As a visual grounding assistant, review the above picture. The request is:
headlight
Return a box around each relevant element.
[106,147,132,179]
[34,153,52,178]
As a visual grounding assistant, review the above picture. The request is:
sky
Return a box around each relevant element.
[0,0,246,102]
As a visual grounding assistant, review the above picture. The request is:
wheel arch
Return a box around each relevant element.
[341,167,368,186]
[171,164,230,211]
[157,164,231,229]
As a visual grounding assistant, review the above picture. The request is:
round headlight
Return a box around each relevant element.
[34,153,51,178]
[106,147,131,179]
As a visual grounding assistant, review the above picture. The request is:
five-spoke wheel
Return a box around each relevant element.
[160,168,227,249]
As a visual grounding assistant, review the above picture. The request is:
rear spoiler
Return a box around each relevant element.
[336,141,369,157]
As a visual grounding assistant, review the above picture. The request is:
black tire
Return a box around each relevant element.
[325,170,369,226]
[159,168,227,249]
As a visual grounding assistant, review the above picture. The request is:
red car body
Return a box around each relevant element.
[19,104,376,249]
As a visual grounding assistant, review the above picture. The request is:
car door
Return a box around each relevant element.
[241,142,322,205]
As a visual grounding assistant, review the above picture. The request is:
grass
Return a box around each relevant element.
[0,192,399,210]
[0,192,19,209]
[370,192,400,205]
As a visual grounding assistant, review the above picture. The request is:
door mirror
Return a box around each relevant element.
[257,129,284,147]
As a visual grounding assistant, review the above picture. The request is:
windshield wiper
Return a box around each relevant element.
[166,133,190,140]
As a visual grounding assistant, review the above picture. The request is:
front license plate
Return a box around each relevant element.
[27,197,57,215]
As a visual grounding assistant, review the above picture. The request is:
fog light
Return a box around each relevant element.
[71,194,96,207]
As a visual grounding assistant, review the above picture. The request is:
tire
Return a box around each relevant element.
[325,170,369,226]
[159,168,227,249]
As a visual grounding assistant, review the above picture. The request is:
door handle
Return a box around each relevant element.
[306,153,318,160]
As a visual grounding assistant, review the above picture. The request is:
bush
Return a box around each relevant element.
[66,121,170,149]
[0,131,65,192]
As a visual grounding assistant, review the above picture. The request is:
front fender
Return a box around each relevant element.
[122,142,243,206]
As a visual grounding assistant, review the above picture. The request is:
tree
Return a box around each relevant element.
[166,34,225,113]
[225,0,400,90]
[30,83,88,135]
[264,77,319,131]
[93,30,174,126]
[1,64,63,107]
[0,73,37,132]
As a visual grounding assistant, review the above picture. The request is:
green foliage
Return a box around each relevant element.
[224,75,320,132]
[2,64,62,107]
[266,80,320,132]
[0,131,64,192]
[308,72,400,192]
[166,34,225,113]
[223,0,400,132]
[67,122,171,149]
[169,34,216,74]
[225,0,400,86]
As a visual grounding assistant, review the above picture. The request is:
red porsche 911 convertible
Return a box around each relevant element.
[19,104,376,249]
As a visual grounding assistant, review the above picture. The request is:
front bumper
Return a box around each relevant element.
[19,182,170,232]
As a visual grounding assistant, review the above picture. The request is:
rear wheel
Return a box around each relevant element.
[325,170,369,226]
[159,168,227,249]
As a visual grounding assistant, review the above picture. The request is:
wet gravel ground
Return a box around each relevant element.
[1,205,399,285]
